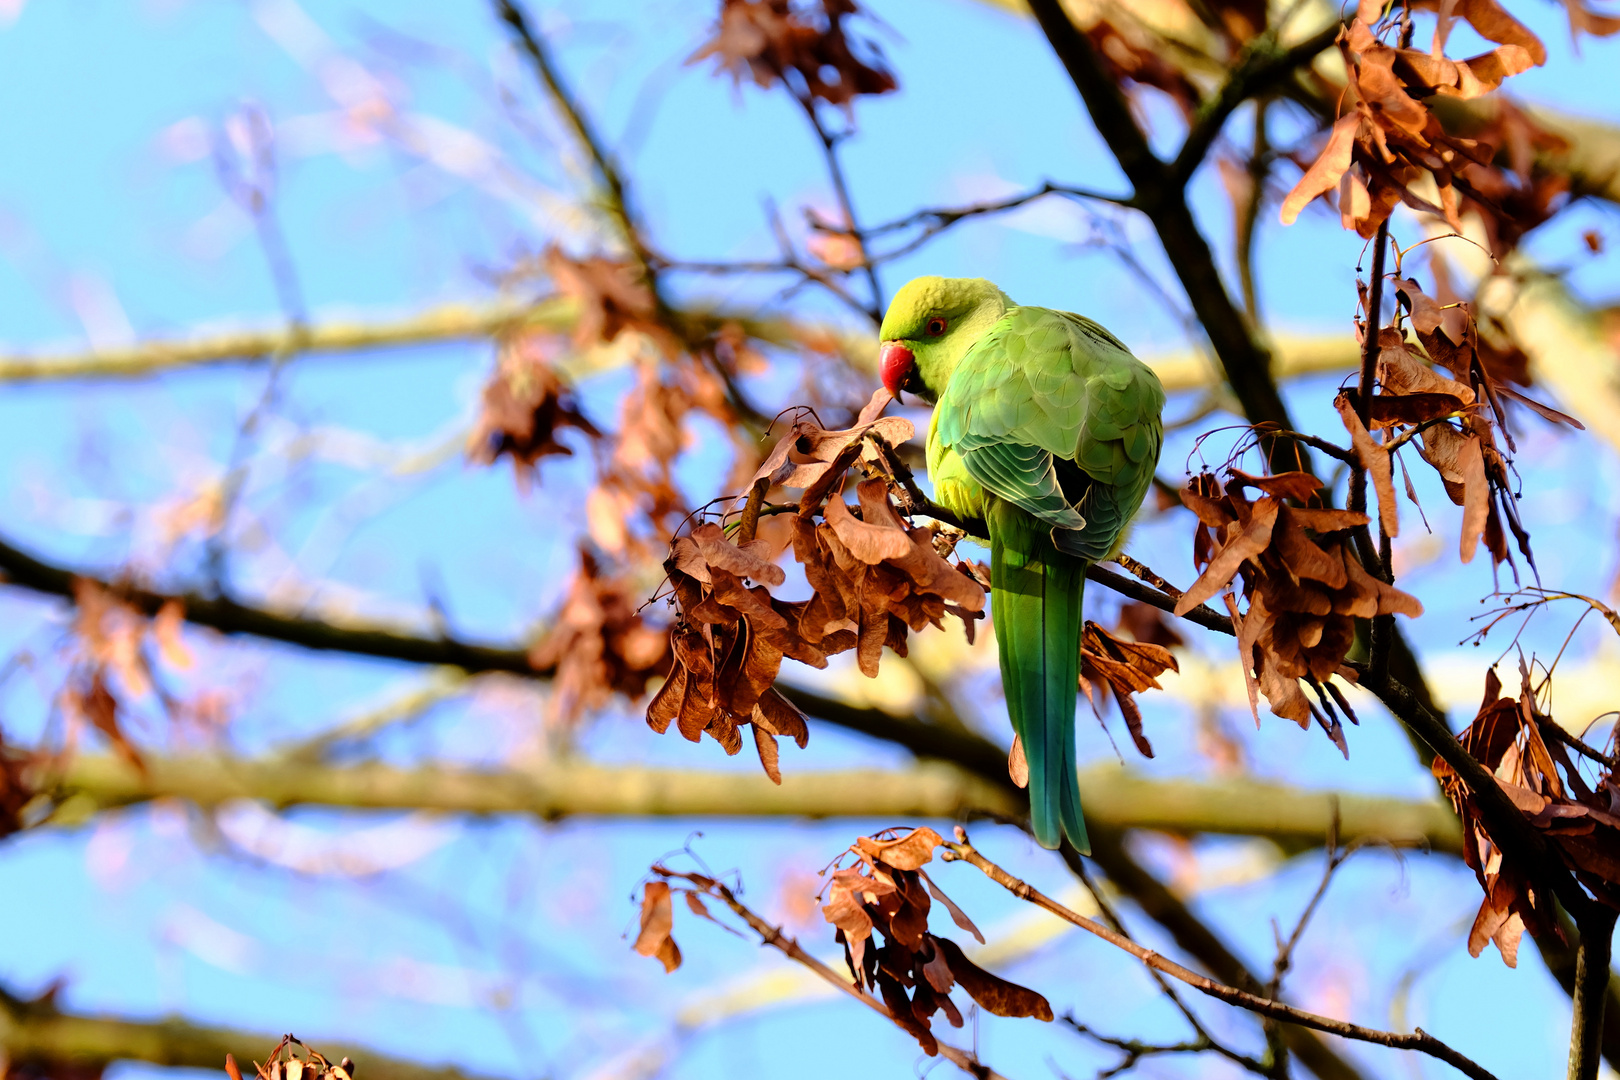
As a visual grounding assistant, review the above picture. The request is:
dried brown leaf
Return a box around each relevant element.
[1281,114,1361,225]
[825,494,913,563]
[856,826,945,871]
[934,936,1053,1021]
[1175,497,1279,614]
[1008,732,1029,789]
[751,720,782,784]
[919,869,985,945]
[1335,393,1399,539]
[634,881,682,972]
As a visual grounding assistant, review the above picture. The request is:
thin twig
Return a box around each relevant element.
[1267,815,1348,999]
[942,831,1501,1080]
[798,101,883,319]
[1064,855,1270,1076]
[652,866,1010,1080]
[496,0,654,279]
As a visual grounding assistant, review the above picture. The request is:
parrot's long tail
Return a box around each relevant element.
[987,500,1090,854]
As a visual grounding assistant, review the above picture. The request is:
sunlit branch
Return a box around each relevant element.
[0,986,495,1080]
[654,866,1013,1080]
[42,754,1462,852]
[945,831,1502,1080]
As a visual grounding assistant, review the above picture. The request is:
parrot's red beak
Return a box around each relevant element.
[880,340,916,399]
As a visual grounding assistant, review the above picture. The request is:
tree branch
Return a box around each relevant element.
[0,533,546,676]
[1080,831,1369,1080]
[40,753,1460,852]
[1570,908,1618,1080]
[946,833,1501,1080]
[655,867,1010,1080]
[0,988,494,1080]
[1357,666,1597,923]
[495,0,654,279]
[1172,21,1342,187]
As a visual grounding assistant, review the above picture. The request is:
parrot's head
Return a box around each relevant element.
[878,276,1011,404]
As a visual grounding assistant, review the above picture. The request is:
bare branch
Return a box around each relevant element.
[0,986,494,1080]
[654,867,1011,1080]
[946,832,1501,1080]
[43,753,1462,852]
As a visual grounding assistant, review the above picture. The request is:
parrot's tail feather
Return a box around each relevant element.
[988,501,1090,854]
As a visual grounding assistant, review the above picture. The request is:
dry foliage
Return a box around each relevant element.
[1434,664,1620,967]
[527,551,673,726]
[223,1038,354,1080]
[1080,621,1179,758]
[1341,274,1579,572]
[688,0,897,108]
[466,329,600,487]
[646,393,987,782]
[821,827,1052,1055]
[1175,469,1418,739]
[1281,0,1550,238]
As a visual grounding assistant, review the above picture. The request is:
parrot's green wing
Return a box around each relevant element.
[935,307,1165,558]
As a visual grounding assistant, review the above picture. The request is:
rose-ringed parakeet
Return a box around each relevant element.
[878,276,1165,853]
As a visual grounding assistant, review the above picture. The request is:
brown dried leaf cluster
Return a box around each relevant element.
[1175,470,1419,737]
[648,399,986,781]
[466,330,600,488]
[1339,278,1579,570]
[223,1036,355,1080]
[822,827,1052,1055]
[1434,665,1620,967]
[1079,621,1179,758]
[527,551,673,727]
[1281,0,1547,237]
[545,246,666,351]
[648,520,813,780]
[61,582,208,772]
[688,0,897,108]
[0,729,37,840]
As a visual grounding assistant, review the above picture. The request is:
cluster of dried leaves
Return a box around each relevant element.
[688,0,896,108]
[1282,0,1551,238]
[60,582,206,772]
[819,827,1052,1054]
[1435,663,1620,966]
[1338,274,1579,573]
[646,394,987,781]
[527,551,673,727]
[466,328,599,488]
[224,1038,354,1080]
[1079,621,1180,759]
[1174,469,1418,741]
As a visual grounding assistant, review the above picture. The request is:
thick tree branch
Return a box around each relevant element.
[1172,22,1342,186]
[42,753,1460,852]
[0,988,493,1080]
[1570,909,1618,1080]
[0,533,546,676]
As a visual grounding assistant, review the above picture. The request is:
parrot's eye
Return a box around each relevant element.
[925,317,947,336]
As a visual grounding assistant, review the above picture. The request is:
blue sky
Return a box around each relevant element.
[1,2,1619,1079]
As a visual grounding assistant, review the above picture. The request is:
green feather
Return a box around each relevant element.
[988,500,1089,853]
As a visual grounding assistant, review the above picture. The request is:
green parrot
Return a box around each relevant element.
[878,276,1165,853]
